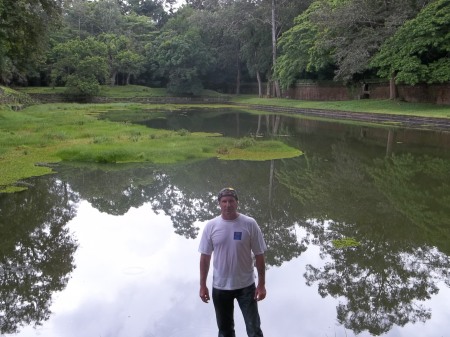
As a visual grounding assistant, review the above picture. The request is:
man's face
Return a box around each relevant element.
[219,196,238,219]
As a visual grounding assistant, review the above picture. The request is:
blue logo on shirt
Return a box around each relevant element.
[234,232,242,240]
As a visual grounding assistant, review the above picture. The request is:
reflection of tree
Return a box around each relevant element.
[369,153,450,255]
[304,222,449,335]
[0,177,78,334]
[58,163,217,239]
[150,158,308,265]
[277,141,450,335]
[59,157,307,266]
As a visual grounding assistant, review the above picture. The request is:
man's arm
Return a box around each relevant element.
[254,253,266,301]
[199,253,211,303]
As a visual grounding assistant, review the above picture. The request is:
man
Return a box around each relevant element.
[198,187,267,337]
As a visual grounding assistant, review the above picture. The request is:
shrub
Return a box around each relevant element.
[65,75,100,99]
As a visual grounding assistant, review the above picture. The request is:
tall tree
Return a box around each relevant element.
[258,0,312,96]
[50,37,109,96]
[275,0,434,88]
[370,0,450,98]
[119,0,177,27]
[98,33,130,85]
[238,2,272,97]
[275,1,333,89]
[0,0,63,84]
[313,0,433,82]
[150,26,215,94]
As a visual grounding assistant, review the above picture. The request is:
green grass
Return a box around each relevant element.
[17,85,230,98]
[13,85,450,118]
[2,86,449,192]
[231,95,450,119]
[0,102,301,192]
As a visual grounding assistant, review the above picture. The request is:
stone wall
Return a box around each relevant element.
[285,82,355,101]
[398,84,450,104]
[284,82,450,104]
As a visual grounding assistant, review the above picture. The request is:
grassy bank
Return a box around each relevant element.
[18,85,229,98]
[231,95,450,119]
[0,102,300,193]
[16,85,450,118]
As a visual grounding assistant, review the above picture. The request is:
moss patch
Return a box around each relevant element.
[332,237,361,249]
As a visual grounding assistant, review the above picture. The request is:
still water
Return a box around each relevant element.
[1,109,450,337]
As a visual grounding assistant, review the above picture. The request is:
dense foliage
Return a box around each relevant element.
[0,0,448,96]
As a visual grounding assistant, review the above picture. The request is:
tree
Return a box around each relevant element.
[259,0,312,96]
[220,0,273,97]
[275,1,333,89]
[240,17,272,97]
[51,37,109,96]
[90,0,123,34]
[150,13,215,94]
[370,0,450,98]
[63,0,124,37]
[313,0,434,82]
[98,33,130,85]
[116,50,146,84]
[0,0,62,84]
[119,0,177,27]
[275,0,434,88]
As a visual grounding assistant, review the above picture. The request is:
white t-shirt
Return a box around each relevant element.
[198,213,267,290]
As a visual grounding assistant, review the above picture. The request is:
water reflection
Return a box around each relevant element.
[55,159,307,266]
[1,110,450,336]
[0,177,78,334]
[277,140,450,335]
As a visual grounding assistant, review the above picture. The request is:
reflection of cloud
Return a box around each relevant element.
[10,202,450,337]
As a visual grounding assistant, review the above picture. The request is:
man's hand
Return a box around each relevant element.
[200,285,210,303]
[255,284,266,301]
[254,254,266,301]
[199,254,211,303]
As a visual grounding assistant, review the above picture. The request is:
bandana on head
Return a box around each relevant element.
[217,187,238,201]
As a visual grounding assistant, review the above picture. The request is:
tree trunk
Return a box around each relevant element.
[235,48,241,95]
[110,72,117,86]
[266,80,271,97]
[256,70,263,97]
[389,73,398,100]
[236,65,241,95]
[271,0,281,98]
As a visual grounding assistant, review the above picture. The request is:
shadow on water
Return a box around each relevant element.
[1,108,450,336]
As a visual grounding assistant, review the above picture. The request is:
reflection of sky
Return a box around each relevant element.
[10,201,450,337]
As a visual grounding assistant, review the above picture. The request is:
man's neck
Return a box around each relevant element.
[222,212,239,221]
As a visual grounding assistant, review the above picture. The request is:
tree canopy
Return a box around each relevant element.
[0,0,448,95]
[0,0,62,83]
[371,0,450,85]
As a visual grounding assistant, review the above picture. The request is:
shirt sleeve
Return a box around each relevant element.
[198,221,214,255]
[251,221,267,255]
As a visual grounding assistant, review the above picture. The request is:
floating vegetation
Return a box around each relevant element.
[0,103,302,192]
[332,237,361,249]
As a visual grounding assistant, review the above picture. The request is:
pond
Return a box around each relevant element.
[1,108,450,337]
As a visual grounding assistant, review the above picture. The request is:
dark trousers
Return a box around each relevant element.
[212,283,264,337]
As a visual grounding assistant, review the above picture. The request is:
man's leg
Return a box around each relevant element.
[236,284,263,337]
[212,287,236,337]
